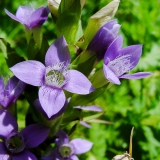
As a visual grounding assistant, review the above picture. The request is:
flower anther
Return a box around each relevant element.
[45,62,68,88]
[108,54,131,77]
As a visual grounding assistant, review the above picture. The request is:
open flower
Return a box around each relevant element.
[10,37,94,118]
[42,130,93,160]
[0,109,50,160]
[87,19,121,61]
[0,76,26,108]
[103,35,152,85]
[5,5,49,29]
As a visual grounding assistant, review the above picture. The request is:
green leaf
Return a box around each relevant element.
[78,0,120,49]
[26,36,49,61]
[69,84,108,106]
[90,68,109,88]
[56,0,82,44]
[0,38,7,58]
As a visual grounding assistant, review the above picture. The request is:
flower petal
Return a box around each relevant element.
[0,77,5,90]
[74,106,102,112]
[45,37,70,67]
[15,6,34,26]
[70,155,79,160]
[11,80,26,101]
[119,72,153,79]
[2,77,26,108]
[80,121,91,128]
[70,138,93,154]
[39,86,66,118]
[0,142,10,160]
[0,109,18,138]
[29,6,50,28]
[0,78,5,105]
[12,150,37,160]
[55,130,69,146]
[10,60,45,86]
[88,20,121,60]
[103,64,120,85]
[5,76,19,93]
[4,8,23,24]
[104,35,123,64]
[20,124,50,148]
[63,70,94,94]
[119,44,142,70]
[34,99,67,119]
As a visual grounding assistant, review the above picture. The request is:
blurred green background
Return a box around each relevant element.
[0,0,160,160]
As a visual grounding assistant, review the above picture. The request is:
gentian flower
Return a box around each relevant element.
[0,76,26,108]
[103,35,152,85]
[5,5,50,48]
[87,19,121,61]
[0,109,50,160]
[5,5,49,29]
[42,130,93,160]
[10,37,94,118]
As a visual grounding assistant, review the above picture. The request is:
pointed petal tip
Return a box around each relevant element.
[39,86,66,118]
[120,72,153,80]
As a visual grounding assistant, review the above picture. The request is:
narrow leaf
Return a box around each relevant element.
[56,0,82,44]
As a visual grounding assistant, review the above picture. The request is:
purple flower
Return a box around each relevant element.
[0,76,26,108]
[5,5,49,29]
[103,35,152,85]
[10,37,94,118]
[87,19,121,61]
[0,109,50,160]
[42,130,93,160]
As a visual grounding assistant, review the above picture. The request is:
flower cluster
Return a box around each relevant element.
[0,0,152,159]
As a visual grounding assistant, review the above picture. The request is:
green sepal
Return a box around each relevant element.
[56,0,83,44]
[68,84,109,107]
[71,50,97,76]
[24,27,32,44]
[32,27,43,49]
[26,36,49,61]
[77,0,120,50]
[90,68,110,88]
[0,38,8,58]
[26,38,39,60]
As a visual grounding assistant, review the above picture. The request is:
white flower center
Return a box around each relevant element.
[108,54,131,77]
[45,62,68,88]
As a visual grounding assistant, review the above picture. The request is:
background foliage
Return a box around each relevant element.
[0,0,160,159]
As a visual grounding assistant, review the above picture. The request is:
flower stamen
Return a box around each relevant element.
[108,54,131,77]
[45,62,68,88]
